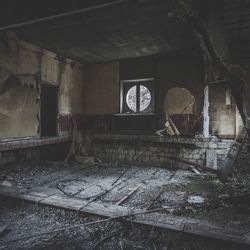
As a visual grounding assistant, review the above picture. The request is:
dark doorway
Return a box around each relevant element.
[40,84,58,137]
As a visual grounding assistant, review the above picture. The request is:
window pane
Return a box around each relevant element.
[125,84,152,112]
[126,85,137,112]
[140,85,151,111]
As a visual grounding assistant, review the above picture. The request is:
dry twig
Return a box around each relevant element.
[0,208,163,245]
[93,229,126,250]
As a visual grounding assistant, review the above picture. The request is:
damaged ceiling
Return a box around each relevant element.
[223,0,250,67]
[1,0,249,67]
[0,0,197,64]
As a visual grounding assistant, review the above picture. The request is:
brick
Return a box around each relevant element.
[193,154,201,160]
[209,142,218,149]
[195,142,209,148]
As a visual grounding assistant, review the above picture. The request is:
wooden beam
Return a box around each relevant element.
[168,156,218,174]
[0,185,250,245]
[145,187,163,210]
[116,184,142,206]
[0,0,130,32]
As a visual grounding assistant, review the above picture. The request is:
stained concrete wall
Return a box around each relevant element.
[165,87,195,115]
[119,55,204,115]
[156,54,204,115]
[244,71,250,129]
[0,32,84,139]
[84,62,119,115]
[77,52,239,137]
[209,83,244,137]
[205,4,246,136]
[83,54,204,134]
[0,83,38,138]
[83,53,243,138]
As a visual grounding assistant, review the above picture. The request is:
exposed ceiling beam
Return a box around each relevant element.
[0,0,131,32]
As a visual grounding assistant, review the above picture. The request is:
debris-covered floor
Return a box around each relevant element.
[0,160,250,249]
[0,198,248,250]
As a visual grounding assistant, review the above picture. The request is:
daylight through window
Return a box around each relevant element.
[121,79,154,114]
[126,85,151,112]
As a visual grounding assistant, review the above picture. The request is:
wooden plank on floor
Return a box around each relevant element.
[38,193,133,217]
[0,185,53,203]
[133,213,250,244]
[116,184,142,206]
[81,201,132,217]
[145,187,163,210]
[0,185,250,245]
[40,194,87,211]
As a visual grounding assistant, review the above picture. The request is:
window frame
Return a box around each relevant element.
[120,78,155,114]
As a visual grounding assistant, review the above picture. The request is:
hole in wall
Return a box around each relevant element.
[40,84,58,137]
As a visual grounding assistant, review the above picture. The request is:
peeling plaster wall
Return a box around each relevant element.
[0,32,84,139]
[209,83,239,137]
[83,54,204,134]
[204,4,246,136]
[119,54,203,115]
[156,55,204,133]
[58,63,84,116]
[156,55,204,115]
[0,84,38,138]
[165,87,195,115]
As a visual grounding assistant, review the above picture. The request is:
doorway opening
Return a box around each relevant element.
[40,84,58,137]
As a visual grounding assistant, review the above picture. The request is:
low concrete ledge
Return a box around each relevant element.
[0,134,71,152]
[93,134,233,149]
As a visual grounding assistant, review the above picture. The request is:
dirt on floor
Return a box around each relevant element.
[1,160,250,226]
[0,197,249,250]
[0,160,250,249]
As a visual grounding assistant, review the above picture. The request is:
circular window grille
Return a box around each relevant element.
[126,85,151,112]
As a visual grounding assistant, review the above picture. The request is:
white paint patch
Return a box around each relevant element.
[1,180,13,187]
[203,85,209,138]
[187,195,205,204]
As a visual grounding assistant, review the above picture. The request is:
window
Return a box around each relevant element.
[120,78,154,114]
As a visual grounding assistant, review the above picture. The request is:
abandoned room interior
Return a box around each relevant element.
[0,0,250,249]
